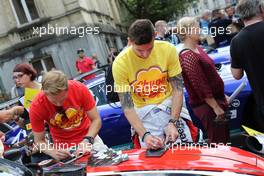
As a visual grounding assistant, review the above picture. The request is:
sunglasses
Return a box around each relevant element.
[13,73,25,80]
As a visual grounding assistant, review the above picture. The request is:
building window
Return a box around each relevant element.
[105,37,111,50]
[213,0,220,8]
[31,56,55,76]
[97,14,103,23]
[204,0,209,9]
[10,0,39,25]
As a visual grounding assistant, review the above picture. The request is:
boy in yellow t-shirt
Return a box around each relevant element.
[112,19,183,149]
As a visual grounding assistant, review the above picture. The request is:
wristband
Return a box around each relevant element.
[168,118,177,124]
[12,109,20,122]
[142,131,151,142]
[83,136,94,144]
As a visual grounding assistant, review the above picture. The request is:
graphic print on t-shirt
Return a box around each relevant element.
[131,66,169,99]
[49,107,85,129]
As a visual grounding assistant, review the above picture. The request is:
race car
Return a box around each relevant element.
[84,145,264,176]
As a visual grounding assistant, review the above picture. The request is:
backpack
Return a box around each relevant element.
[105,64,119,103]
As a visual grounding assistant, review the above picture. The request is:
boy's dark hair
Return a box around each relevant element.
[225,5,233,11]
[128,19,155,45]
[212,9,221,19]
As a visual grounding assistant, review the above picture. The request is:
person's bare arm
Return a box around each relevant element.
[33,131,47,152]
[118,92,146,137]
[33,131,70,160]
[0,109,14,123]
[118,92,163,149]
[85,106,102,138]
[0,106,24,123]
[92,65,97,69]
[204,98,225,119]
[75,106,102,155]
[231,68,244,80]
[164,74,183,143]
[169,74,184,120]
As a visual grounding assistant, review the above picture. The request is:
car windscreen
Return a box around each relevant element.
[89,82,108,106]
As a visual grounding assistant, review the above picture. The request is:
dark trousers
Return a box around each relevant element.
[193,103,230,144]
[31,152,51,164]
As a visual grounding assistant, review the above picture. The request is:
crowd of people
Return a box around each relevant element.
[154,4,244,49]
[0,0,263,168]
[112,0,264,148]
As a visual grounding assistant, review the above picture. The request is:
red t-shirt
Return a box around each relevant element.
[76,56,96,80]
[29,80,96,147]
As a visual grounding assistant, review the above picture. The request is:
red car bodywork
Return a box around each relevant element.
[83,146,264,175]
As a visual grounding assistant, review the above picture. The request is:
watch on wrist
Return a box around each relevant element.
[168,118,177,124]
[83,136,94,144]
[141,131,151,142]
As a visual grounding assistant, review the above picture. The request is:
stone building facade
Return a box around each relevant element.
[0,0,128,101]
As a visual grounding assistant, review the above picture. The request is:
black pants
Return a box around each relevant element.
[31,152,51,164]
[243,94,264,133]
[251,105,264,133]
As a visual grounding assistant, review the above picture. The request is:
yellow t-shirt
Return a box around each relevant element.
[112,41,182,107]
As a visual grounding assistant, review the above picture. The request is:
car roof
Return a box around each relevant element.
[84,74,105,88]
[71,68,106,88]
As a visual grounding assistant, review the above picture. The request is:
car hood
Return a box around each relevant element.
[217,63,251,94]
[86,146,264,175]
[208,46,231,64]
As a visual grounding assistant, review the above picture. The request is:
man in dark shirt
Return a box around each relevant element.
[230,0,264,132]
[209,9,232,47]
[225,5,235,19]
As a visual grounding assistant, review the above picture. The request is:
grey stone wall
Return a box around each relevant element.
[0,33,124,99]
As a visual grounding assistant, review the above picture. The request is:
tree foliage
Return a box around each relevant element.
[119,0,197,23]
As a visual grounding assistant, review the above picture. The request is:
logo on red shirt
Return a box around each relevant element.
[50,107,85,129]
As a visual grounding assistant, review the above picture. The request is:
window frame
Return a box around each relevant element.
[9,0,39,25]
